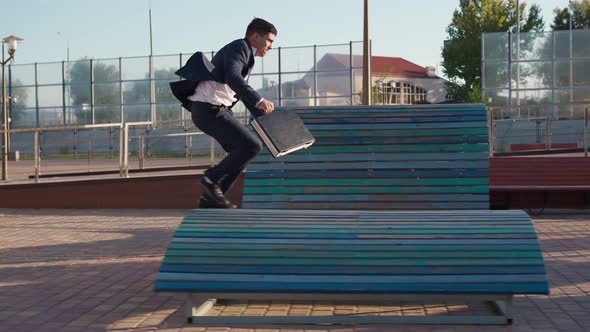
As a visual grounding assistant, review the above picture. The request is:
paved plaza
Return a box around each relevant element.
[0,208,588,332]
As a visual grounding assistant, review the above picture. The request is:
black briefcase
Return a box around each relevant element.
[251,110,315,158]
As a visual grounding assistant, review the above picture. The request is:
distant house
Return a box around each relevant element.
[258,53,449,106]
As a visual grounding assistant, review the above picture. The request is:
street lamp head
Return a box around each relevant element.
[3,35,23,58]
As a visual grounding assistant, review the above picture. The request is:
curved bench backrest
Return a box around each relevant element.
[243,104,490,210]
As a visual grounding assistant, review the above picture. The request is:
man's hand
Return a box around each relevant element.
[256,99,274,114]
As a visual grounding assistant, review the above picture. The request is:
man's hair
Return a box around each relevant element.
[246,18,277,38]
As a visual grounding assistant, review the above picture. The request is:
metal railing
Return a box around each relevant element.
[5,41,364,130]
[1,115,250,182]
[488,104,589,157]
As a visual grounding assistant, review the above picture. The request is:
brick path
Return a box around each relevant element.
[0,209,588,332]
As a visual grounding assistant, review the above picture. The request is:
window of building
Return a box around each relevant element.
[375,81,428,105]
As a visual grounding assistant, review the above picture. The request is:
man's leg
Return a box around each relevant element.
[191,102,262,206]
[220,166,246,194]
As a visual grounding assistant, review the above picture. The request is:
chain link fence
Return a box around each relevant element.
[482,30,590,154]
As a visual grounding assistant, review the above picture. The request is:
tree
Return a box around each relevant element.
[442,0,545,102]
[125,67,180,122]
[551,0,590,30]
[69,58,120,124]
[0,79,29,127]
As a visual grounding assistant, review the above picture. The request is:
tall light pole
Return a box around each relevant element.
[2,35,23,180]
[362,0,371,105]
[569,0,574,118]
[510,0,520,119]
[57,32,70,125]
[149,1,156,123]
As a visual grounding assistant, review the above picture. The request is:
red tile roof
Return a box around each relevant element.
[319,53,439,79]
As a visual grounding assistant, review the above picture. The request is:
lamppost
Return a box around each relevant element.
[362,0,371,105]
[57,32,70,125]
[2,35,23,180]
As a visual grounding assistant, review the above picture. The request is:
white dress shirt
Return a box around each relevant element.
[188,47,263,107]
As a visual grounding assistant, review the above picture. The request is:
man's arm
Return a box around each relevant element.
[223,43,272,114]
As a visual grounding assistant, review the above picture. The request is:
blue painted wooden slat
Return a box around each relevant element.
[299,115,487,124]
[244,178,489,187]
[155,281,549,294]
[247,161,489,171]
[306,136,489,146]
[241,202,492,210]
[164,249,541,259]
[253,152,489,163]
[243,187,490,195]
[305,122,487,130]
[168,243,539,251]
[163,256,545,267]
[293,106,486,115]
[175,225,535,235]
[170,236,540,245]
[180,220,531,227]
[184,208,528,217]
[158,272,547,284]
[242,194,490,202]
[159,264,547,276]
[257,145,489,156]
[245,170,490,179]
[308,130,489,139]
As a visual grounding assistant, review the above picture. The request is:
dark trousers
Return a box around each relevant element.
[190,101,262,194]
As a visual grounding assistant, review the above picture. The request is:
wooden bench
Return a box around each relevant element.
[490,156,590,210]
[510,142,578,152]
[156,104,549,325]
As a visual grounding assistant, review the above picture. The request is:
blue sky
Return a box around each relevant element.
[3,0,569,75]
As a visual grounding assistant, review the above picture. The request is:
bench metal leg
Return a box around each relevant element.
[189,315,510,325]
[184,293,514,326]
[185,294,217,323]
[492,296,513,324]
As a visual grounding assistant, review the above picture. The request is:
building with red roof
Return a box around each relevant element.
[259,53,449,106]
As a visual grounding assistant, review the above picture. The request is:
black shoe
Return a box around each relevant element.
[199,195,237,209]
[200,177,235,208]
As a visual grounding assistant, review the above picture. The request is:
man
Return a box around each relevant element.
[170,18,276,208]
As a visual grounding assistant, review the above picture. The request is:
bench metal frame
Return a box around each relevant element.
[185,293,513,325]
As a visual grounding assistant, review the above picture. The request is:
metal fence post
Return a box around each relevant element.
[88,139,91,172]
[123,124,129,177]
[139,135,145,170]
[109,125,114,159]
[210,137,215,167]
[546,117,552,150]
[545,117,551,150]
[507,31,512,119]
[488,107,494,157]
[119,124,126,177]
[349,41,354,105]
[313,44,318,107]
[119,57,124,122]
[184,127,189,158]
[90,59,95,124]
[34,63,39,128]
[585,107,588,157]
[73,128,78,159]
[278,47,282,107]
[189,135,193,165]
[62,61,67,126]
[34,131,40,183]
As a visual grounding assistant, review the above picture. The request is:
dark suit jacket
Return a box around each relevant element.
[170,38,263,116]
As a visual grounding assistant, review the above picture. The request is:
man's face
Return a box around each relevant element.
[253,32,275,57]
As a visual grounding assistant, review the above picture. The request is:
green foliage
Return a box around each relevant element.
[124,67,181,122]
[68,59,180,124]
[551,0,590,30]
[442,0,544,102]
[69,58,120,124]
[3,78,29,125]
